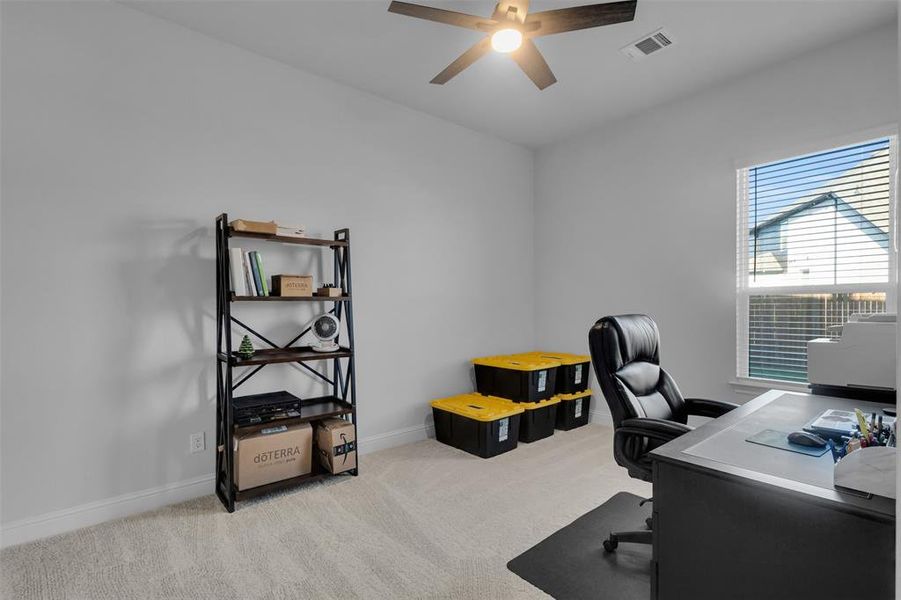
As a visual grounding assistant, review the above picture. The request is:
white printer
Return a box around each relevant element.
[807,313,897,399]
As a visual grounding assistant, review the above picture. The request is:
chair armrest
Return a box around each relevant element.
[684,397,740,418]
[613,418,694,481]
[619,417,694,444]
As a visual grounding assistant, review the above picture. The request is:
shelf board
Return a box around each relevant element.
[228,228,347,247]
[234,470,335,502]
[231,294,350,302]
[222,346,352,366]
[293,397,353,422]
[233,395,353,427]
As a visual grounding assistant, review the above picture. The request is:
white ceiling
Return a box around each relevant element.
[126,0,897,148]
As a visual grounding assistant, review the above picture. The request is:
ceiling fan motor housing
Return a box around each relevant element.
[386,0,638,90]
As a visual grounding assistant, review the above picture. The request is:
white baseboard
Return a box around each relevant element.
[0,474,215,549]
[588,404,612,425]
[1,422,434,549]
[359,423,435,454]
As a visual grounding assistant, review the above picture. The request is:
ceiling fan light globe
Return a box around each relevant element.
[491,28,522,53]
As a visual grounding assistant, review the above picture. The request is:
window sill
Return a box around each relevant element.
[729,377,809,397]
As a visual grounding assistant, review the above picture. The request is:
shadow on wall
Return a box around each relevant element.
[417,359,477,437]
[114,218,214,488]
[222,238,333,393]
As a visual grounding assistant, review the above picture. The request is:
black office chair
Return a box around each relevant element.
[588,314,738,552]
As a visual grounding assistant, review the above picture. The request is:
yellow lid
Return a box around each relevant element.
[497,396,561,410]
[431,394,524,421]
[555,389,592,401]
[513,351,590,366]
[472,355,560,371]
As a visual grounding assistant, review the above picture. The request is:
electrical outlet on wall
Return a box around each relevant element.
[190,432,205,454]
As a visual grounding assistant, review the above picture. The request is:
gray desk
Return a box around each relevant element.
[650,389,895,600]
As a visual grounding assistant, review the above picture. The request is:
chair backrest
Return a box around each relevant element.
[588,314,687,428]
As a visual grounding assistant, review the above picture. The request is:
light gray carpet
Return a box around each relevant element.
[1,424,649,599]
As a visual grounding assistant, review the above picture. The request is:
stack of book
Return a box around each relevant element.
[228,248,271,297]
[276,224,305,238]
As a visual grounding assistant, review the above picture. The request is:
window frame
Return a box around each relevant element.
[735,133,899,386]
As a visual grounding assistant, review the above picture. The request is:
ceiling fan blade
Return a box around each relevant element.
[491,0,530,24]
[510,39,557,90]
[388,1,496,32]
[525,0,637,37]
[430,37,492,85]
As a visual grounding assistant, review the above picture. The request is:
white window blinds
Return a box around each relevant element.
[736,136,897,383]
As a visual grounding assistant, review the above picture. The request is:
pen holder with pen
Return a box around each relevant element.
[833,446,896,499]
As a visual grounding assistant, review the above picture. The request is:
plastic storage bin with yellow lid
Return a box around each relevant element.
[554,389,592,431]
[472,355,559,403]
[497,396,561,443]
[431,394,524,458]
[511,351,590,394]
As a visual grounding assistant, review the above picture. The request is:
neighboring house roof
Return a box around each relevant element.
[750,191,889,250]
[754,250,786,274]
[833,148,891,235]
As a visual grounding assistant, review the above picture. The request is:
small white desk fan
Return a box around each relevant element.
[310,313,340,352]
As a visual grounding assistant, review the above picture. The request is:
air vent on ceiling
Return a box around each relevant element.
[619,28,674,61]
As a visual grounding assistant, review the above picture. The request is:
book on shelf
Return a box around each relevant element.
[253,251,270,296]
[243,251,257,297]
[229,248,248,296]
[248,251,264,296]
[276,224,306,238]
[229,248,274,298]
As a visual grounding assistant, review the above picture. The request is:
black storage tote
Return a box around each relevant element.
[554,389,592,430]
[472,355,559,403]
[500,396,560,443]
[513,351,590,394]
[431,394,523,458]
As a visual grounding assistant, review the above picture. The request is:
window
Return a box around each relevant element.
[737,136,897,383]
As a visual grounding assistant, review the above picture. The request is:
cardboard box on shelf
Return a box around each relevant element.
[272,275,313,297]
[317,286,343,298]
[234,422,312,491]
[315,418,356,474]
[229,219,278,235]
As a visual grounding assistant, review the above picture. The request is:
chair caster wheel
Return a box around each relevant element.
[603,538,618,552]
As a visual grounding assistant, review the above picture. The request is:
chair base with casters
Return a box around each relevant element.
[588,315,739,554]
[603,529,651,552]
[603,496,653,553]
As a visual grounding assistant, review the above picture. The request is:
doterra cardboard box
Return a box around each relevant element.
[234,422,312,490]
[271,275,313,297]
[315,418,356,474]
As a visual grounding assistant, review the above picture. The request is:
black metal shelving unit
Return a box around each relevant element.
[215,213,357,512]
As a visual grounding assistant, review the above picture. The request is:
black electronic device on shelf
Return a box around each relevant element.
[215,214,358,512]
[233,390,303,427]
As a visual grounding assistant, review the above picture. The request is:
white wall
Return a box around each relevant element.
[0,1,535,541]
[2,0,897,547]
[534,24,899,407]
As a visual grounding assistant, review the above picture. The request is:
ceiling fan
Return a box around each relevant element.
[387,0,637,90]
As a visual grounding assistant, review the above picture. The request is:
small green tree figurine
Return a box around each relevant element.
[238,335,255,359]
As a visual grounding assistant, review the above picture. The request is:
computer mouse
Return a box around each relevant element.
[787,431,827,448]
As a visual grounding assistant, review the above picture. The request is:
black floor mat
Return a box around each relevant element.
[507,492,652,600]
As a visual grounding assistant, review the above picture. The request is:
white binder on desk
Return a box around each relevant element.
[834,446,896,499]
